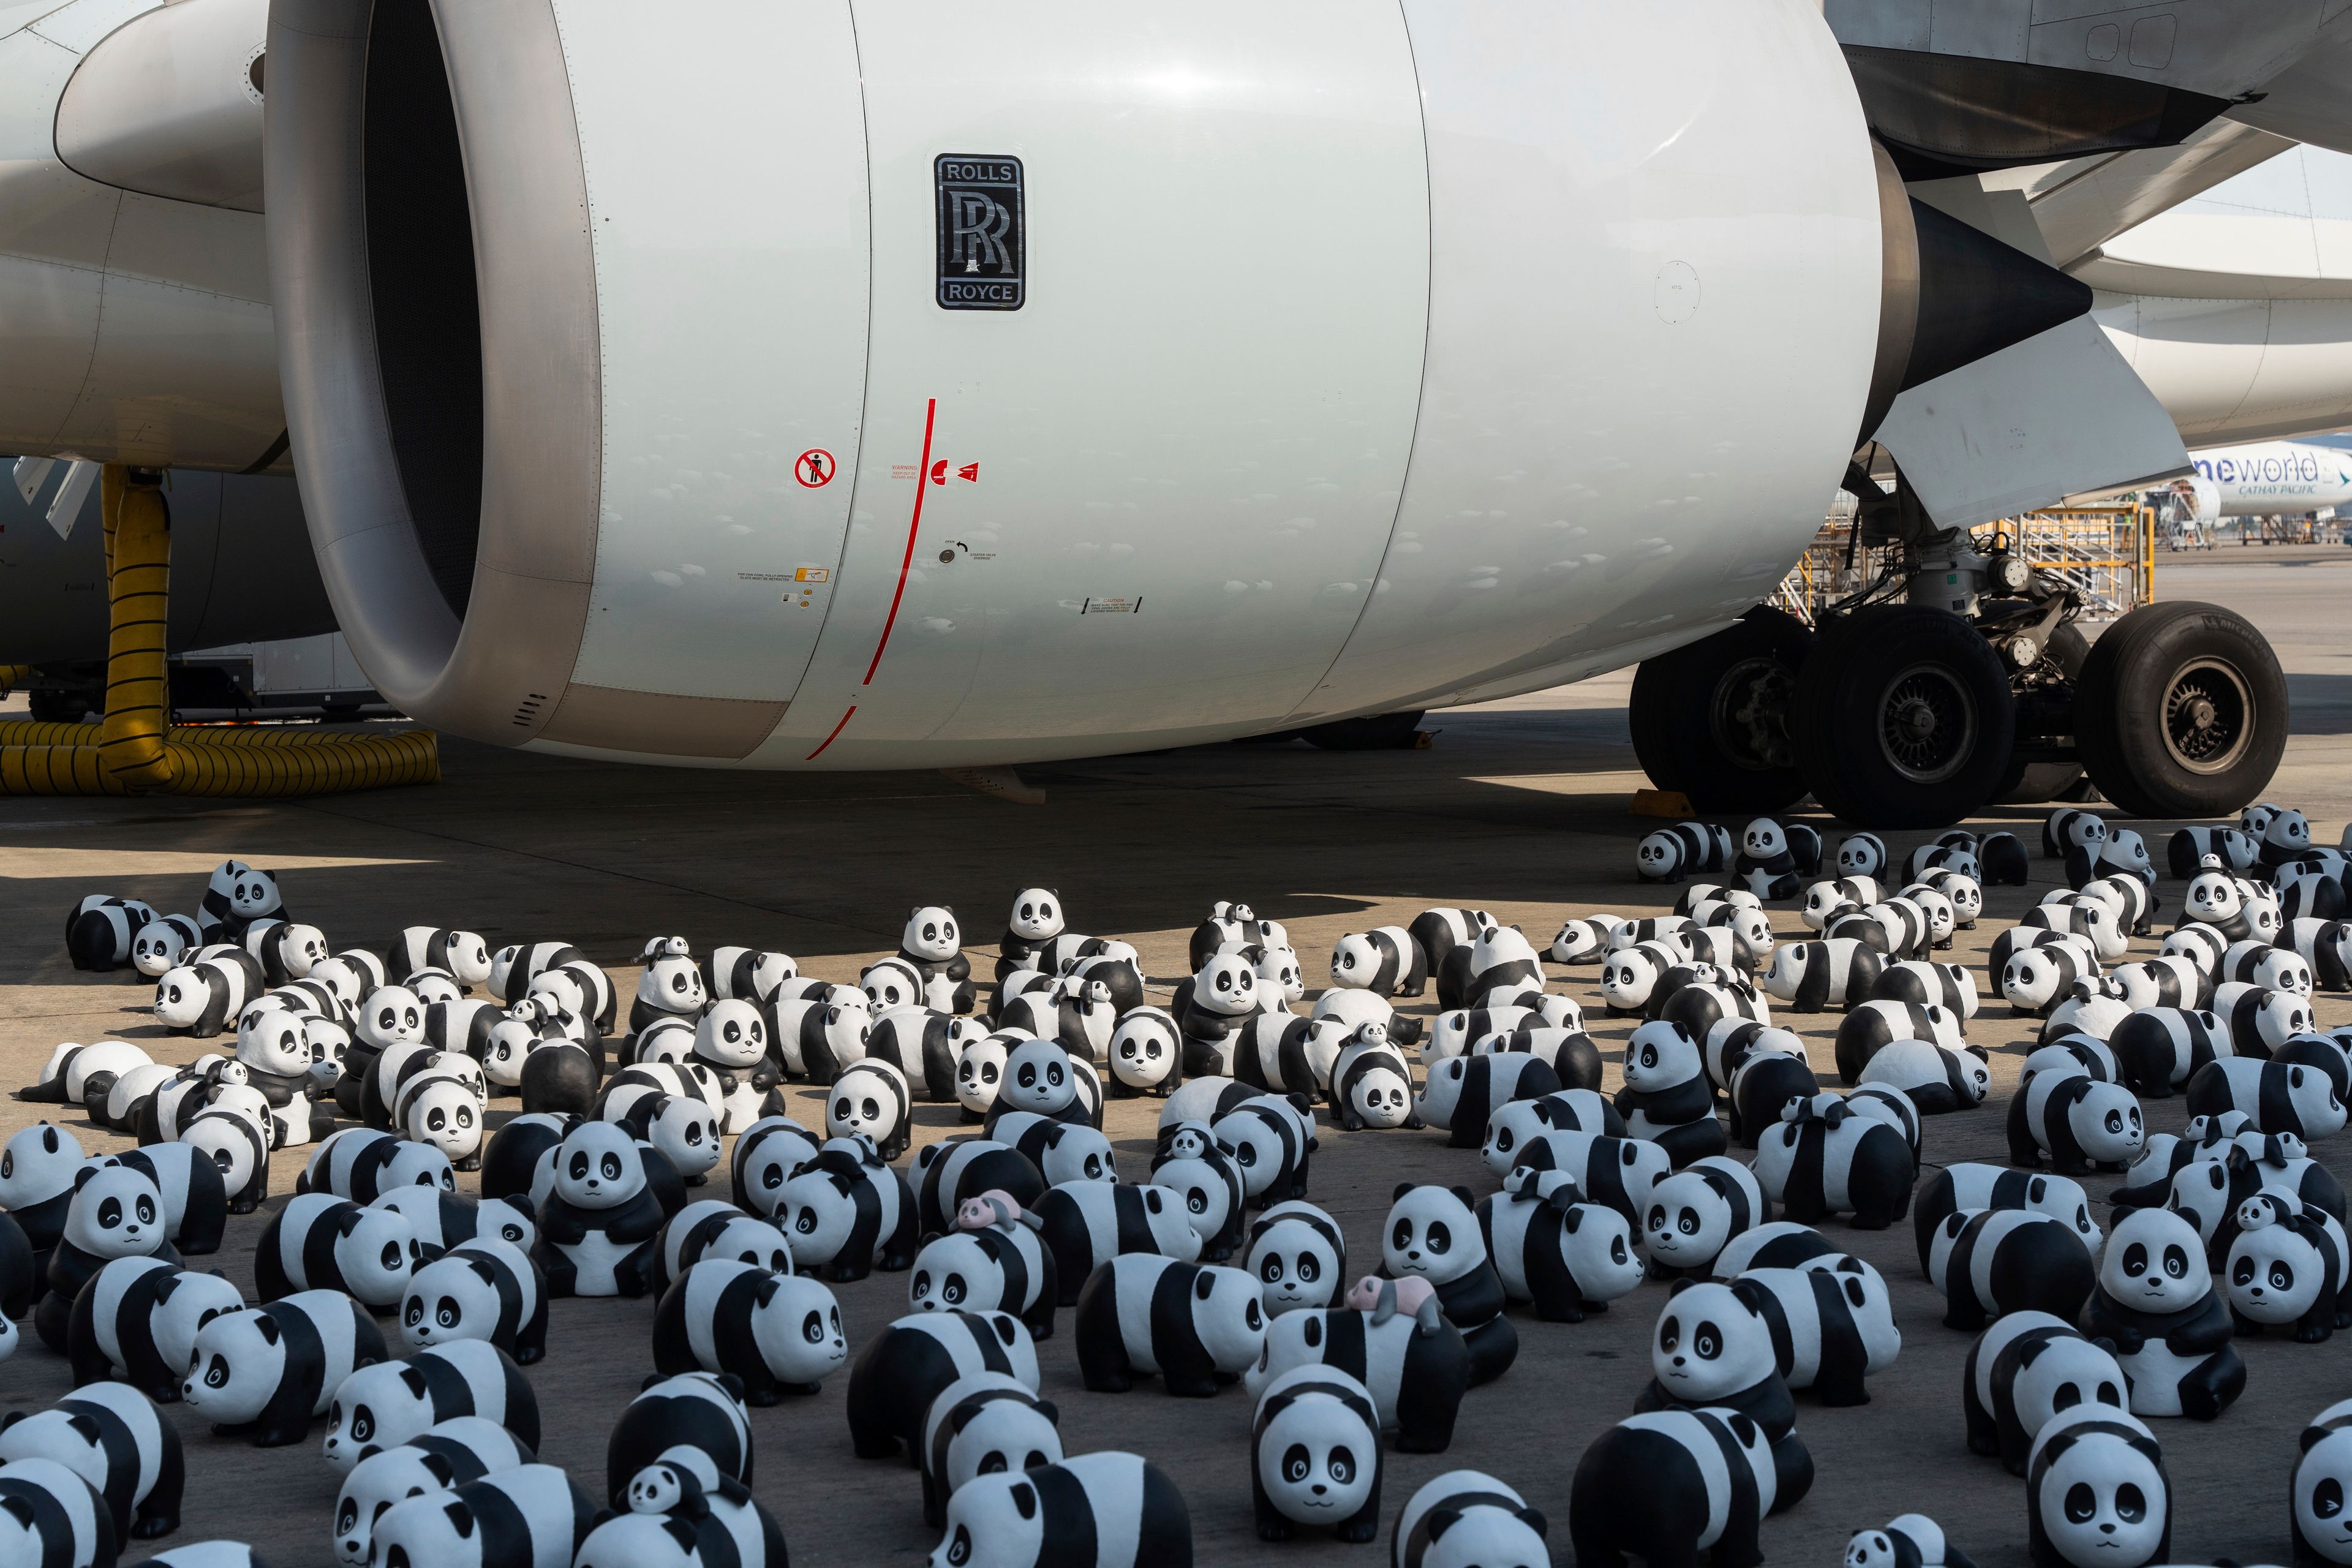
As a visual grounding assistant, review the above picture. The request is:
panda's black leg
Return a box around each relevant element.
[1962,1389,1998,1457]
[2295,1306,2332,1345]
[32,1290,72,1356]
[1768,1433,1814,1512]
[2230,1307,2263,1337]
[1332,1490,1381,1544]
[134,1430,184,1537]
[538,1250,580,1299]
[1810,1353,1869,1408]
[2177,1347,2247,1420]
[1254,1482,1292,1542]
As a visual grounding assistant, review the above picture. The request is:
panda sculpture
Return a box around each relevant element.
[129,914,203,979]
[1927,1208,2098,1331]
[181,1289,387,1447]
[822,1057,914,1161]
[1247,1276,1471,1453]
[2223,1192,2351,1343]
[1328,1028,1420,1131]
[66,1257,245,1403]
[401,1240,549,1365]
[908,1194,1058,1341]
[774,1137,919,1283]
[305,1127,458,1207]
[1762,938,1885,1012]
[1479,1089,1626,1177]
[1997,936,2101,1018]
[1072,1255,1264,1397]
[1250,1366,1384,1542]
[2084,1207,2246,1420]
[1033,1182,1202,1305]
[986,1038,1102,1134]
[1479,1169,1644,1322]
[1210,1094,1316,1205]
[1635,821,1732,883]
[1846,1515,1975,1568]
[1144,1139,1247,1263]
[913,1138,1047,1238]
[64,894,155,973]
[1570,1406,1777,1568]
[917,1371,1063,1528]
[532,1121,671,1298]
[603,1373,753,1511]
[1613,1020,1724,1166]
[1962,1311,2128,1476]
[2024,1411,2170,1568]
[34,1164,181,1353]
[2186,1042,2349,1140]
[2209,980,2317,1057]
[993,888,1066,986]
[1735,818,1815,902]
[847,1307,1040,1460]
[924,1450,1193,1568]
[1736,1257,1900,1406]
[1388,1470,1550,1568]
[1244,1201,1346,1316]
[2008,1060,2146,1176]
[1106,1008,1183,1098]
[2292,1399,2352,1568]
[0,1381,184,1542]
[332,1417,535,1567]
[196,861,283,942]
[1329,927,1430,998]
[0,1455,116,1568]
[1633,1278,1811,1508]
[1753,1097,1916,1231]
[1833,999,1964,1085]
[727,1116,822,1218]
[1382,1184,1516,1385]
[1170,951,1262,1077]
[1913,1164,2099,1273]
[322,1338,539,1472]
[1639,1156,1769,1279]
[1436,924,1545,1012]
[991,1112,1118,1188]
[651,1259,846,1403]
[896,905,977,1014]
[368,1463,594,1568]
[767,992,873,1084]
[252,1193,420,1311]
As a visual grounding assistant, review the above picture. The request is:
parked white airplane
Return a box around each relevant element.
[2183,440,2352,518]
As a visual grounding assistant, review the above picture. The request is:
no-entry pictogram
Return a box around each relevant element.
[795,449,837,488]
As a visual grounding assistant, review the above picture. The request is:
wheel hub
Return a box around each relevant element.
[2162,657,2252,774]
[1876,664,1977,785]
[1709,656,1796,773]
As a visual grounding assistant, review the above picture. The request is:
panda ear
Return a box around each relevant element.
[1667,1277,1698,1298]
[2304,1425,2334,1453]
[72,1165,97,1191]
[255,1315,281,1346]
[1392,1183,1415,1203]
[1965,1044,1989,1062]
[1727,1278,1770,1316]
[1450,1186,1475,1209]
[418,1451,456,1485]
[399,1366,430,1399]
[1193,1271,1217,1302]
[1009,1482,1038,1521]
[1518,1507,1549,1539]
[0,1497,36,1531]
[0,1412,22,1434]
[442,1501,476,1539]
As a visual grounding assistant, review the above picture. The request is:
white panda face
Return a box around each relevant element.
[931,1469,1053,1568]
[1346,1064,1414,1129]
[1155,1155,1235,1248]
[1623,1020,1698,1091]
[400,1251,502,1351]
[695,1000,767,1069]
[0,1121,82,1206]
[1743,820,1785,859]
[148,1266,242,1372]
[997,1041,1075,1115]
[2186,872,2242,922]
[228,869,280,917]
[1109,1014,1177,1090]
[66,1164,163,1258]
[1383,1186,1482,1286]
[1256,948,1305,1004]
[2101,1209,2206,1311]
[745,1273,846,1383]
[2227,1220,2323,1324]
[1836,835,1884,876]
[182,1306,283,1422]
[2269,810,2314,853]
[1561,1203,1646,1301]
[737,1127,820,1217]
[1643,1170,1731,1268]
[1601,951,1660,1010]
[337,1206,423,1306]
[1329,934,1380,988]
[955,1039,1009,1115]
[639,957,706,1015]
[335,1444,460,1566]
[2035,1430,2166,1567]
[862,963,919,1012]
[826,1068,900,1148]
[404,1080,483,1161]
[911,1234,994,1313]
[2296,1430,2352,1562]
[1007,889,1063,942]
[777,1174,859,1267]
[645,1096,722,1177]
[1246,1215,1340,1314]
[153,965,213,1028]
[482,1019,539,1085]
[556,1123,646,1210]
[1256,1392,1375,1527]
[1637,832,1684,879]
[903,907,960,962]
[360,987,427,1051]
[2003,951,2065,1011]
[2247,896,2285,943]
[133,923,191,977]
[2073,1084,2146,1164]
[1652,1281,1776,1400]
[238,1009,311,1077]
[1196,952,1259,1016]
[940,1396,1062,1500]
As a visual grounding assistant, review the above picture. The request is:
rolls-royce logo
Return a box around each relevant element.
[935,155,1024,311]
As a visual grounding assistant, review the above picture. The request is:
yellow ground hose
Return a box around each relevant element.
[0,466,439,797]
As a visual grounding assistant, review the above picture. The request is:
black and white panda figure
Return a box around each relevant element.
[1913,1164,2098,1272]
[1250,1365,1384,1542]
[1328,1028,1420,1132]
[2082,1207,2245,1420]
[1715,1035,1818,1148]
[322,1338,538,1472]
[862,956,930,1017]
[2259,805,2317,867]
[2065,831,2155,895]
[2108,1007,2229,1096]
[2106,956,2211,1015]
[823,1057,913,1161]
[179,1093,276,1216]
[1994,933,2098,1018]
[984,1112,1116,1189]
[722,1115,817,1219]
[1382,1185,1516,1385]
[64,894,156,973]
[2008,1059,2145,1176]
[848,1306,1040,1458]
[0,1120,83,1281]
[368,1463,594,1568]
[1390,1470,1548,1568]
[2280,868,2350,924]
[1571,1404,1776,1568]
[2038,983,2133,1048]
[1409,1054,1553,1150]
[895,905,976,1014]
[2169,824,2256,878]
[698,946,797,1006]
[650,1258,845,1403]
[775,1137,919,1281]
[2187,1042,2349,1139]
[1753,1096,1916,1231]
[952,1033,1011,1122]
[995,888,1066,989]
[1902,840,1979,887]
[1478,1170,1643,1322]
[129,914,203,979]
[0,1455,115,1568]
[1709,1221,1842,1278]
[1613,1020,1724,1167]
[2223,1192,2350,1343]
[367,1186,534,1262]
[1635,821,1732,884]
[1245,1201,1346,1316]
[1638,1156,1769,1280]
[531,1121,670,1298]
[523,956,616,1035]
[1963,1311,2128,1476]
[1187,900,1287,970]
[986,1039,1102,1137]
[305,1127,459,1206]
[152,950,268,1039]
[1761,938,1884,1013]
[251,1193,420,1311]
[1329,927,1430,998]
[1144,1140,1246,1263]
[1211,1095,1317,1205]
[66,1257,243,1402]
[1857,1039,1991,1115]
[1869,959,1978,1020]
[398,1070,491,1175]
[179,1289,386,1447]
[1436,924,1545,1012]
[1736,1256,1899,1406]
[0,1381,183,1542]
[918,1373,1063,1528]
[924,1450,1191,1568]
[1105,1008,1183,1099]
[2293,1400,2352,1568]
[2222,935,2315,995]
[2208,979,2318,1057]
[197,861,283,943]
[1836,832,1889,879]
[1596,942,1678,1017]
[629,952,707,1038]
[1801,881,1869,933]
[1232,1012,1350,1099]
[1170,951,1262,1078]
[1927,1208,2098,1330]
[2044,807,2107,860]
[34,1164,181,1353]
[1477,1023,1605,1094]
[650,1200,789,1299]
[867,1006,987,1106]
[914,1139,1049,1237]
[2024,1411,2171,1568]
[2025,896,2128,963]
[1388,906,1479,978]
[386,928,491,991]
[606,1372,752,1508]
[402,1240,549,1365]
[687,1000,782,1130]
[1847,1515,1976,1568]
[2285,916,2352,992]
[1034,1182,1202,1304]
[908,1194,1059,1342]
[336,982,424,1120]
[334,1417,535,1568]
[1632,1276,1811,1507]
[1735,818,1817,902]
[1072,1254,1264,1397]
[1247,1276,1469,1452]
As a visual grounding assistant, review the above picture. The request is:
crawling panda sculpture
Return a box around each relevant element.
[1962,1311,2128,1476]
[924,1450,1193,1568]
[1250,1366,1384,1542]
[1570,1405,1776,1568]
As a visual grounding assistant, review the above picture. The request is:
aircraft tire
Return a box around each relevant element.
[2073,601,2287,820]
[1629,608,1812,812]
[1792,603,2015,829]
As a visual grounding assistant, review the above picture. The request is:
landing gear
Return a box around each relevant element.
[1788,603,2016,829]
[1626,608,1812,812]
[2073,601,2288,819]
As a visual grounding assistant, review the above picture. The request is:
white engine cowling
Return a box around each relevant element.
[266,0,1885,768]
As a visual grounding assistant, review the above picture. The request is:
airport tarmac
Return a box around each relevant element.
[3,546,2350,1566]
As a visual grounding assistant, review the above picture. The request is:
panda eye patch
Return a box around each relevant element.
[98,1197,122,1228]
[2120,1243,2148,1277]
[1391,1219,1412,1250]
[1693,1322,1721,1359]
[802,1311,825,1343]
[2115,1483,2146,1523]
[1425,1221,1451,1254]
[2162,1245,2189,1278]
[2316,1478,2345,1518]
[601,1153,623,1180]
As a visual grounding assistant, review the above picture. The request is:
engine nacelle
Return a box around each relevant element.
[268,0,1887,768]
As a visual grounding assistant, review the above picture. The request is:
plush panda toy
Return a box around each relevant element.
[1244,1201,1346,1316]
[1478,1169,1644,1322]
[774,1137,919,1282]
[2223,1191,2350,1343]
[1570,1406,1777,1568]
[369,1464,594,1568]
[532,1121,671,1298]
[1249,1366,1384,1542]
[2024,1410,2170,1568]
[650,1259,846,1403]
[1071,1254,1263,1397]
[1383,1185,1516,1386]
[2083,1207,2245,1420]
[924,1451,1192,1568]
[181,1289,386,1447]
[1632,1277,1811,1509]
[916,1371,1063,1528]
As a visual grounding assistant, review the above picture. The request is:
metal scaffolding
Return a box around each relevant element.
[1770,499,2155,627]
